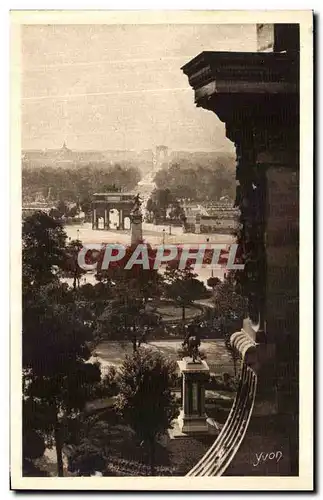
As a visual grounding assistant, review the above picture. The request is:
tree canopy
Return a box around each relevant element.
[22,163,141,206]
[115,349,179,475]
[146,188,186,223]
[211,271,248,376]
[164,264,207,320]
[22,211,67,287]
[62,238,87,289]
[22,213,105,476]
[154,157,236,202]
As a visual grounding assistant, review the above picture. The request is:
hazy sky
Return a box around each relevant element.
[22,24,257,151]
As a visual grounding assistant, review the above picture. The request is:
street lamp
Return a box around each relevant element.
[162,228,165,245]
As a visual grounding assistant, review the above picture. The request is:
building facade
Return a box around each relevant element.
[182,23,300,476]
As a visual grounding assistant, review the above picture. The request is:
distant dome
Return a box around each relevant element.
[58,141,73,159]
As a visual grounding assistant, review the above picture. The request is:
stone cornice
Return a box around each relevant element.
[182,51,299,148]
[181,51,299,101]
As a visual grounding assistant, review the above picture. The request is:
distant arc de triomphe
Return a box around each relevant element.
[91,192,134,230]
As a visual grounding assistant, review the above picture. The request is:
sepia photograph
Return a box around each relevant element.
[10,10,313,490]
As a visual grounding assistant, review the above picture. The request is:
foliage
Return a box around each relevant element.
[95,243,164,300]
[94,245,164,343]
[146,188,185,223]
[105,458,175,477]
[96,296,142,338]
[168,199,186,221]
[154,188,173,211]
[212,272,247,325]
[61,238,87,289]
[207,276,222,289]
[23,428,46,461]
[145,197,157,219]
[22,212,106,476]
[68,440,106,476]
[22,211,67,288]
[115,349,179,475]
[23,281,103,475]
[65,416,115,475]
[22,163,141,205]
[95,295,160,346]
[164,264,207,320]
[100,366,120,398]
[205,372,239,392]
[154,156,236,202]
[211,271,247,376]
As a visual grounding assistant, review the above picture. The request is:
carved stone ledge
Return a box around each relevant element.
[181,51,299,136]
[181,51,299,97]
[230,318,275,375]
[230,328,259,371]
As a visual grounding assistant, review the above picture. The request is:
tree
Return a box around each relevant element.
[164,264,207,321]
[96,294,159,349]
[49,207,63,220]
[62,238,87,290]
[145,197,159,222]
[146,197,154,215]
[76,282,111,330]
[68,440,106,476]
[79,196,92,215]
[22,164,141,205]
[115,349,179,475]
[23,282,102,476]
[153,156,236,202]
[96,296,141,339]
[56,200,69,218]
[168,200,185,221]
[67,205,78,218]
[207,275,222,290]
[153,188,173,218]
[212,272,248,376]
[94,245,164,347]
[101,183,119,192]
[21,212,113,476]
[22,212,67,288]
[23,399,47,465]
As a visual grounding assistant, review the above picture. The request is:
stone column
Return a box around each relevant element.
[119,209,123,230]
[183,375,189,415]
[104,207,109,230]
[92,207,97,230]
[197,381,206,416]
[268,173,299,396]
[180,374,183,408]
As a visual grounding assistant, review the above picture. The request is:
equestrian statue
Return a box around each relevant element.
[182,323,202,363]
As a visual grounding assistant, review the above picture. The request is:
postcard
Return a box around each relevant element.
[10,10,313,491]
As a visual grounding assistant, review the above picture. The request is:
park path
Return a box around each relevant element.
[91,339,233,376]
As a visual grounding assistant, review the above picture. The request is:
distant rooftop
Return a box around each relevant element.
[93,192,134,196]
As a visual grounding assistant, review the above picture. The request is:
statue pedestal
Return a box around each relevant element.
[130,212,143,245]
[177,358,210,434]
